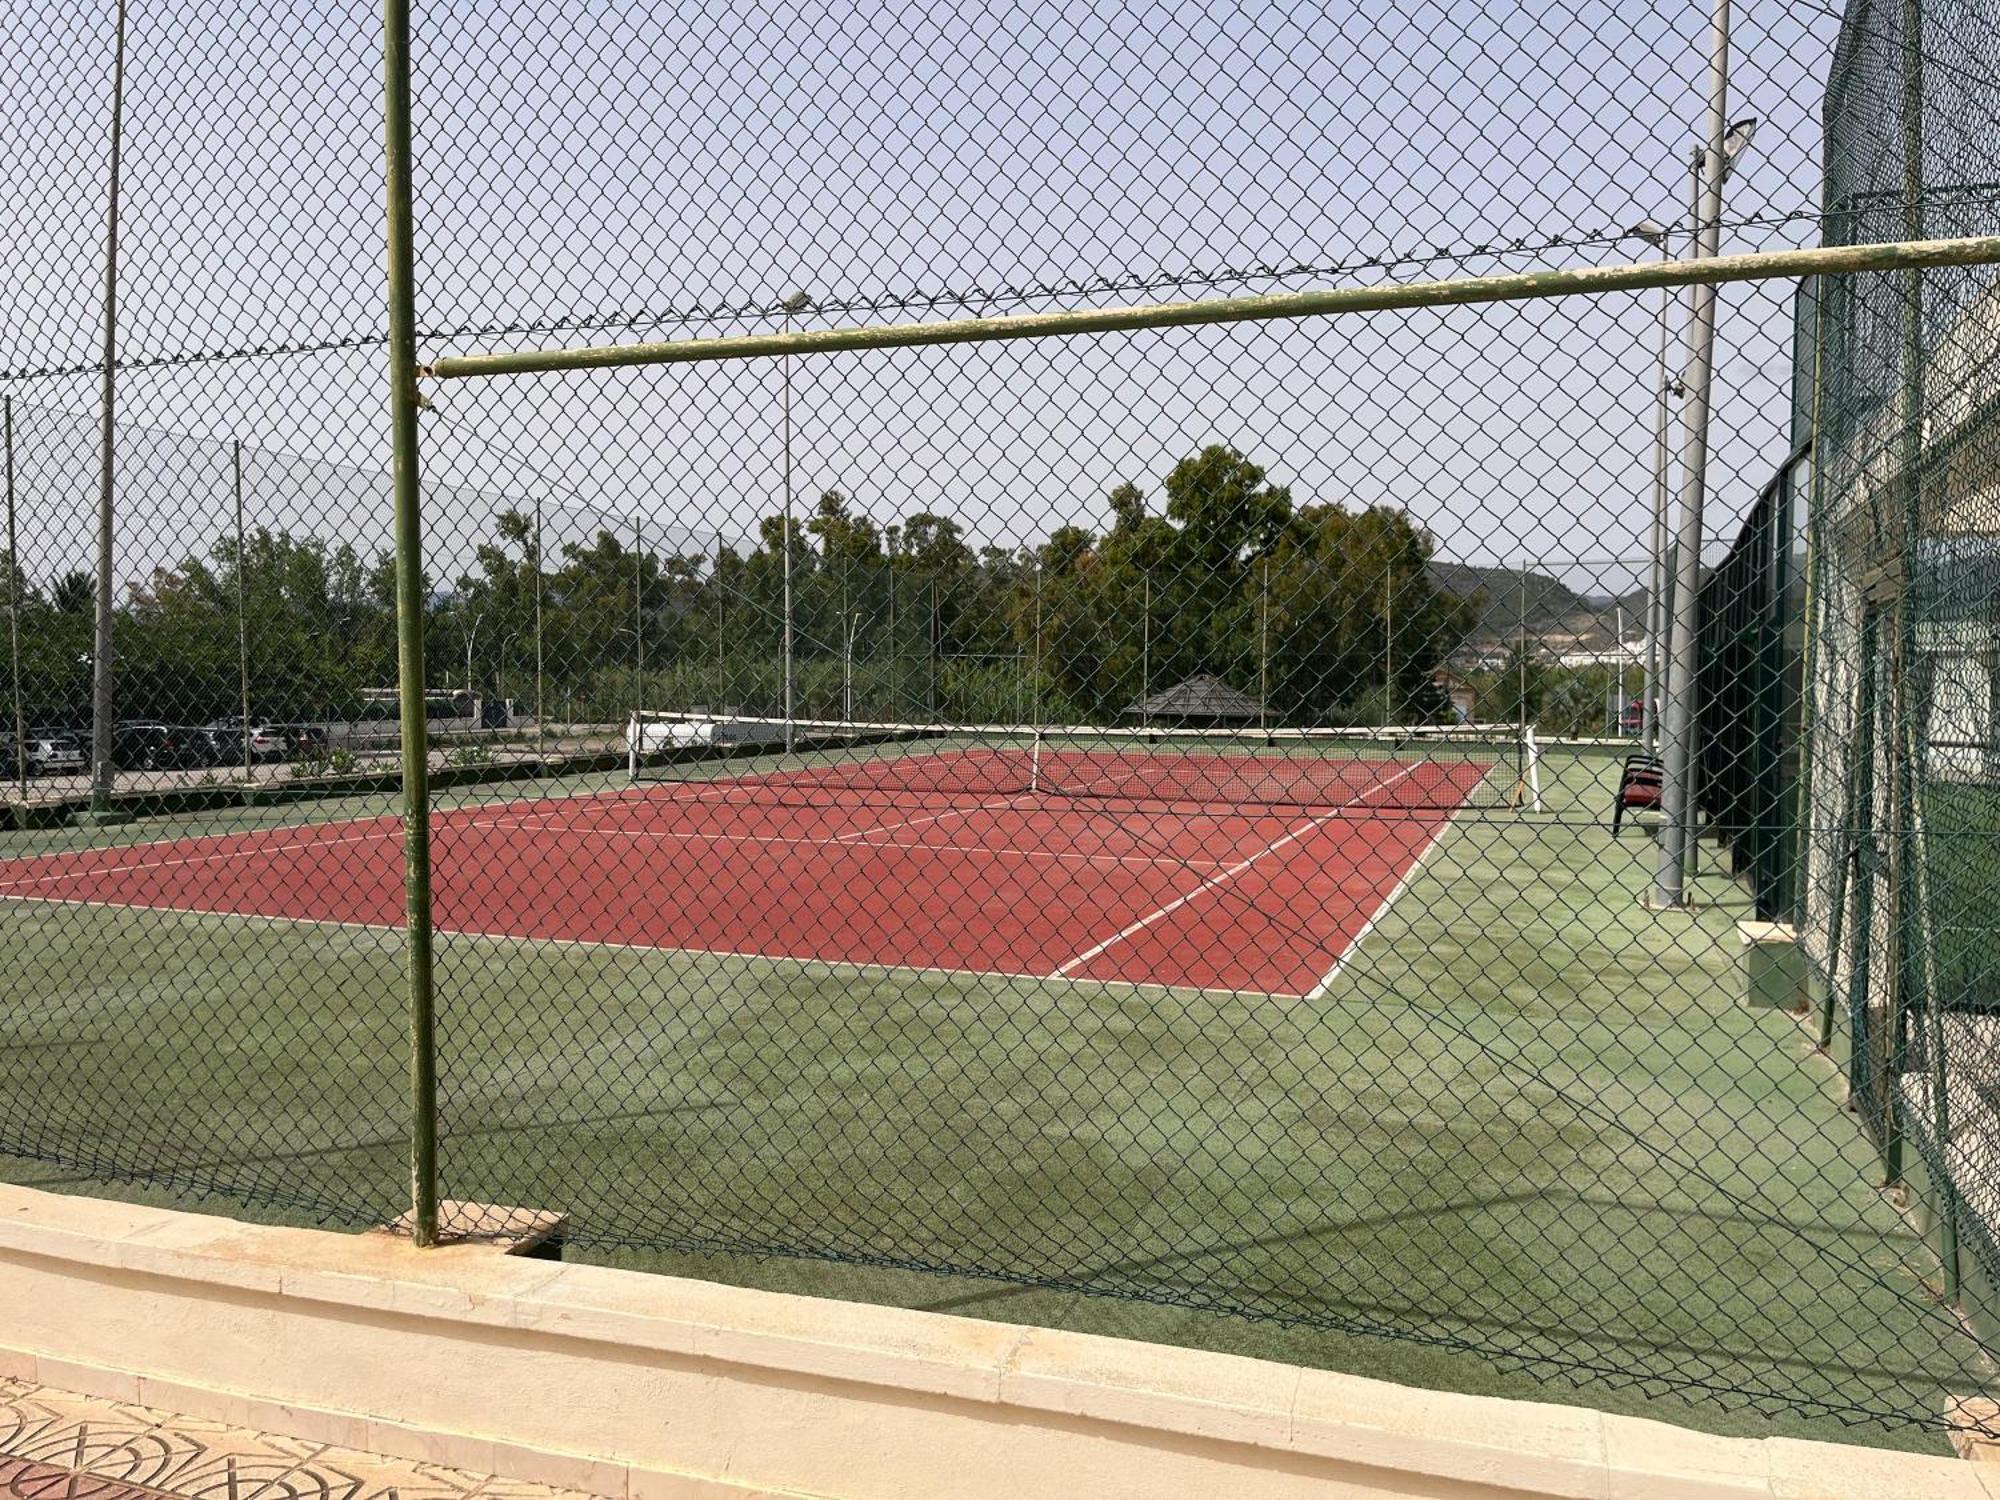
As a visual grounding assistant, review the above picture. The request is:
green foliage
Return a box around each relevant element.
[3,446,1470,733]
[293,747,360,779]
[1034,445,1474,724]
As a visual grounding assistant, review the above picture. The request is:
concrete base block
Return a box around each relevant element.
[376,1200,568,1260]
[1739,921,1807,1011]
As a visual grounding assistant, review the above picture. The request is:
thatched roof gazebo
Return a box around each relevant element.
[1123,673,1263,727]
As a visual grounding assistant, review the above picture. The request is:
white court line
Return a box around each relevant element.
[1050,761,1423,978]
[0,748,1011,891]
[829,790,1030,842]
[451,810,1229,873]
[0,823,401,891]
[1300,794,1480,1003]
[826,754,1148,845]
[0,892,1257,1002]
[0,786,1234,893]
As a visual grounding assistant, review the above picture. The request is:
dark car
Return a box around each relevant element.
[111,722,207,771]
[199,719,248,765]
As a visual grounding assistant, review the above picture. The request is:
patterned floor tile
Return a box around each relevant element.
[0,1385,605,1500]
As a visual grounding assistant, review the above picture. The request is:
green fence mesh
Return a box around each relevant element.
[2,0,1999,1453]
[1804,0,2000,1337]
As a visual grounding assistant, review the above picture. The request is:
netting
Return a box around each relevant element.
[2,0,1999,1453]
[628,713,1536,814]
[1694,443,1807,921]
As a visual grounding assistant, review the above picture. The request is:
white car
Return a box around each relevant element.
[24,731,86,776]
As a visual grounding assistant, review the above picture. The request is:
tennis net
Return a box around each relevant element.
[625,711,1538,814]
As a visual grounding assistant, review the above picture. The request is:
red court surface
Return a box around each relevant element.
[0,751,1488,997]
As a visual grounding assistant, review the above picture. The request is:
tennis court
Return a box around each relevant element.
[0,741,1489,998]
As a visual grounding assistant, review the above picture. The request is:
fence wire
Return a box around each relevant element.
[3,0,1999,1451]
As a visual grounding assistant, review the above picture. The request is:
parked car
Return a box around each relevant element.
[200,718,327,764]
[110,722,208,771]
[198,720,248,765]
[20,729,86,777]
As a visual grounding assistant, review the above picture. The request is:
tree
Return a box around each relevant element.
[1022,445,1472,725]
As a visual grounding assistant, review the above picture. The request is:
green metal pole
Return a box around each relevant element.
[1848,612,1884,1160]
[383,0,439,1247]
[87,0,129,817]
[234,439,253,786]
[1895,0,1957,1298]
[1792,281,1835,1047]
[427,236,2000,381]
[5,397,24,802]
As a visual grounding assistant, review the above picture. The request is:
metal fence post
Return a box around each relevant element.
[384,0,439,1246]
[4,397,22,803]
[87,0,129,818]
[233,439,253,785]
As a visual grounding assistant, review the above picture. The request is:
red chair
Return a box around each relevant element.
[1612,754,1663,834]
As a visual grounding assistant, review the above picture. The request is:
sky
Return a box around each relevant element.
[0,0,1923,605]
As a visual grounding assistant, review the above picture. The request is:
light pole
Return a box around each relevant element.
[780,290,811,752]
[495,630,520,715]
[462,608,482,701]
[1655,52,1759,907]
[842,610,860,721]
[1625,217,1680,753]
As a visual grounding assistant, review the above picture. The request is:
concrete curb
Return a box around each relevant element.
[0,1186,1987,1500]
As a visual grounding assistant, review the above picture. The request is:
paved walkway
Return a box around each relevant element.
[0,1379,601,1500]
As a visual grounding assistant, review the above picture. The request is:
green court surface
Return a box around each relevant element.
[0,745,1984,1452]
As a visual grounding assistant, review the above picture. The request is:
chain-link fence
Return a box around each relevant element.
[4,0,2000,1452]
[1801,0,2000,1382]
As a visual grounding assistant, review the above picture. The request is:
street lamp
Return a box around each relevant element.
[462,608,482,701]
[1720,117,1758,180]
[1653,27,1760,909]
[1625,217,1680,753]
[780,290,811,753]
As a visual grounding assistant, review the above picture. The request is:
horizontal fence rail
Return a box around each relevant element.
[428,237,2000,379]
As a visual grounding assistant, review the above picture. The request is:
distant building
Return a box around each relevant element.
[1431,669,1477,724]
[1123,674,1264,727]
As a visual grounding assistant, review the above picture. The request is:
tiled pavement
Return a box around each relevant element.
[0,1379,604,1500]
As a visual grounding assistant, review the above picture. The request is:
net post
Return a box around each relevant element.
[384,0,439,1249]
[627,712,640,783]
